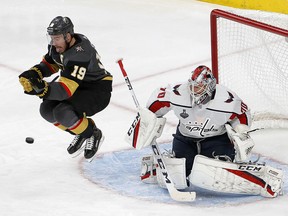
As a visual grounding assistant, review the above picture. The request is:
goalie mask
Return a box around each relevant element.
[188,65,216,106]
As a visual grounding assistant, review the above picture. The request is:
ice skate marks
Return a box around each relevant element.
[81,143,288,207]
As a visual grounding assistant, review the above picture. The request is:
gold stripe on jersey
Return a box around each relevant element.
[102,76,113,81]
[42,57,60,73]
[59,76,79,97]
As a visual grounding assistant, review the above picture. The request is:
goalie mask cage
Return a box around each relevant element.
[210,9,288,129]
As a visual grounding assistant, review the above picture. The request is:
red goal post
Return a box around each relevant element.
[210,9,288,129]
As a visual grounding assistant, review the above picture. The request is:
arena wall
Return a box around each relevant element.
[199,0,288,14]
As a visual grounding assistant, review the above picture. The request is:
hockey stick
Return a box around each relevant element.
[247,128,264,134]
[116,58,196,202]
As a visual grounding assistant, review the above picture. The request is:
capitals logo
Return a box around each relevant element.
[185,118,218,137]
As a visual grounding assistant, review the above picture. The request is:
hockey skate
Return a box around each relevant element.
[67,134,87,157]
[84,127,104,162]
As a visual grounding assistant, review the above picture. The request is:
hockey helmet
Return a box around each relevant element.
[188,65,216,106]
[47,16,74,36]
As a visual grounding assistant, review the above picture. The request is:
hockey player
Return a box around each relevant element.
[147,65,251,175]
[18,16,112,160]
[131,65,282,198]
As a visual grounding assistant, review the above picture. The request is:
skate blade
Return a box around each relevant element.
[86,136,105,163]
[71,145,86,158]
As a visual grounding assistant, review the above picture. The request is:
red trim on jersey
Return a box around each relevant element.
[148,101,170,113]
[42,58,57,74]
[69,118,83,130]
[54,122,60,126]
[229,113,237,120]
[226,168,275,196]
[59,82,72,97]
[229,113,248,125]
[237,113,248,125]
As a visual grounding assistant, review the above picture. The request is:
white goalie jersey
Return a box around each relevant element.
[146,82,251,138]
[139,82,283,198]
[137,81,284,199]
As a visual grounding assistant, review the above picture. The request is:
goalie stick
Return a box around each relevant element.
[116,58,196,202]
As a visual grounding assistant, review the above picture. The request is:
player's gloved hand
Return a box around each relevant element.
[19,66,44,94]
[29,77,50,98]
[19,77,38,95]
[233,132,254,162]
[225,124,255,163]
[19,66,43,80]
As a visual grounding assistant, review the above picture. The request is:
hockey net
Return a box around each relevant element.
[210,9,288,129]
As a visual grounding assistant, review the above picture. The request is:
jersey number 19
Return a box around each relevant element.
[71,65,86,80]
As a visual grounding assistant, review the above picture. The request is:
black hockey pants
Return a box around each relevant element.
[172,127,235,177]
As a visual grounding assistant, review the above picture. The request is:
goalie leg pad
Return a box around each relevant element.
[260,166,283,197]
[140,155,157,184]
[189,155,283,197]
[156,155,188,190]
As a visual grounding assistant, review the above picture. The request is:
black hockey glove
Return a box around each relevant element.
[19,65,44,95]
[19,77,37,95]
[28,77,50,99]
[19,65,44,80]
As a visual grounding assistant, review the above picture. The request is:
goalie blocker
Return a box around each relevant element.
[126,107,166,150]
[141,154,283,198]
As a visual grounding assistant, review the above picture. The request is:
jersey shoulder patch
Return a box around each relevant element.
[208,85,246,114]
[168,82,192,107]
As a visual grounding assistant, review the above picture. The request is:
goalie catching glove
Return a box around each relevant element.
[126,107,166,150]
[225,124,255,163]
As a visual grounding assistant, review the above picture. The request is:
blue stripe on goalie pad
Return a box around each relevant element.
[81,143,288,207]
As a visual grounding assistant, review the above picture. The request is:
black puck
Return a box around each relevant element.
[25,137,34,144]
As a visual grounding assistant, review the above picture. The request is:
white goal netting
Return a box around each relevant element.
[212,9,288,129]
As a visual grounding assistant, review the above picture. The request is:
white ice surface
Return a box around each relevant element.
[0,0,288,215]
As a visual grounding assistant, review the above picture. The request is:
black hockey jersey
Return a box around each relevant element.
[38,33,112,100]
